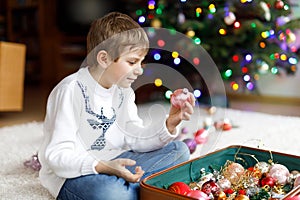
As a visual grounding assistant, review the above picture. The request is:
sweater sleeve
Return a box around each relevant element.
[120,89,179,152]
[43,82,97,178]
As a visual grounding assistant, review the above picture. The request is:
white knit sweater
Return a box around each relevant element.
[38,67,178,197]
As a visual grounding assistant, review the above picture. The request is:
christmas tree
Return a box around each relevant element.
[127,0,300,93]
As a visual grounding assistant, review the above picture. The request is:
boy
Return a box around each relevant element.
[38,12,195,200]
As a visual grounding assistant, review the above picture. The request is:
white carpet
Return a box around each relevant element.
[0,104,300,199]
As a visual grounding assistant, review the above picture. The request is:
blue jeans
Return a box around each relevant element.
[57,141,190,200]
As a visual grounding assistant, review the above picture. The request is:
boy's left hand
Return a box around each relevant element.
[166,91,195,134]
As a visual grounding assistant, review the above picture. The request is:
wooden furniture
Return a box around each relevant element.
[0,41,26,111]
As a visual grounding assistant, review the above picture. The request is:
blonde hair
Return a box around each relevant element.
[87,12,149,65]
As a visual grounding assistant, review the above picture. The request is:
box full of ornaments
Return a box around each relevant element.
[140,145,300,200]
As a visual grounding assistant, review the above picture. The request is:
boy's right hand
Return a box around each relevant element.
[95,158,144,182]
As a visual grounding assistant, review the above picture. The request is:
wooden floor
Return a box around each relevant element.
[1,86,300,128]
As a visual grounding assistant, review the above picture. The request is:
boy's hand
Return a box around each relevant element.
[95,158,144,182]
[167,91,195,134]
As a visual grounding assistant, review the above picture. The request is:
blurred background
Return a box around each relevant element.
[0,0,300,127]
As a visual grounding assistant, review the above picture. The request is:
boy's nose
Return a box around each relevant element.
[133,66,143,76]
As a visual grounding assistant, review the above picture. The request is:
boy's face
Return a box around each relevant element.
[102,49,146,88]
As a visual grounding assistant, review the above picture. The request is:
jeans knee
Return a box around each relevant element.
[172,140,190,162]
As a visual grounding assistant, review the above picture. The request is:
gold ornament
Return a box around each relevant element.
[234,194,250,200]
[217,191,227,200]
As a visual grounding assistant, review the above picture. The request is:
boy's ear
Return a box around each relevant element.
[96,50,111,69]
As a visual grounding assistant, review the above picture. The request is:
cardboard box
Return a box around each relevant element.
[140,145,300,199]
[0,42,26,111]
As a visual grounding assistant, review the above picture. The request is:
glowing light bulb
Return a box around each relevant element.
[234,21,241,28]
[288,57,297,65]
[136,10,143,16]
[271,67,278,74]
[224,69,232,78]
[246,82,254,90]
[156,8,162,15]
[153,53,161,60]
[193,57,200,65]
[194,37,201,44]
[232,55,239,62]
[165,90,172,99]
[157,39,165,47]
[219,28,226,35]
[261,31,269,39]
[245,54,252,61]
[243,74,251,82]
[231,82,239,91]
[186,30,195,38]
[154,78,162,87]
[196,7,202,13]
[174,57,181,65]
[172,51,179,58]
[280,54,287,61]
[193,89,201,98]
[259,41,266,48]
[208,4,216,13]
[138,16,146,23]
[291,65,297,72]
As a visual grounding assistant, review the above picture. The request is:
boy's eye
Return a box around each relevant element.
[128,61,136,65]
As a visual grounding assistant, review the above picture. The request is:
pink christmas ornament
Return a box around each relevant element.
[186,190,210,200]
[170,88,192,109]
[268,164,290,185]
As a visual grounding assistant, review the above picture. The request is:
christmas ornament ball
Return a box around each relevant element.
[260,176,276,187]
[217,191,227,200]
[183,138,197,154]
[234,194,250,200]
[254,161,270,174]
[194,128,209,144]
[294,176,300,187]
[168,182,191,195]
[170,88,192,109]
[186,190,210,200]
[285,195,300,200]
[222,162,245,184]
[217,178,231,190]
[201,180,220,195]
[268,164,290,185]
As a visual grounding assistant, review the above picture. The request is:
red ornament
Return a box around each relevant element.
[168,182,191,195]
[285,195,300,200]
[170,88,192,109]
[223,188,234,194]
[214,120,232,131]
[194,128,209,144]
[186,190,210,200]
[274,0,284,9]
[260,177,276,187]
[222,122,232,131]
[201,180,220,195]
[239,189,247,195]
